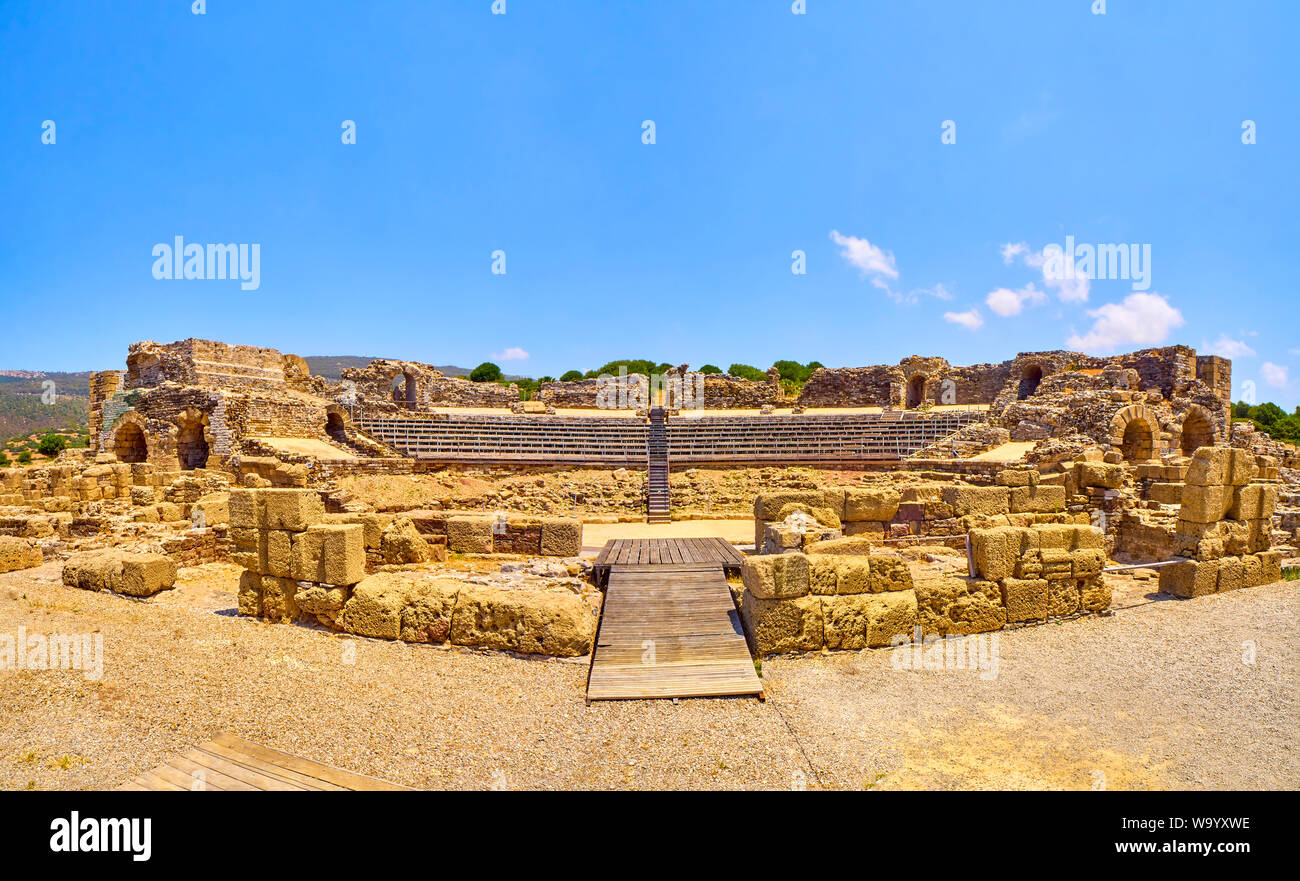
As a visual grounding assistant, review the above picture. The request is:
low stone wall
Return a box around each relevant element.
[398,511,582,557]
[62,549,177,596]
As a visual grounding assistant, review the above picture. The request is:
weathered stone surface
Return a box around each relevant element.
[381,517,430,565]
[843,487,901,522]
[449,587,596,656]
[742,552,810,599]
[868,552,913,592]
[62,549,177,597]
[259,576,300,622]
[941,485,1010,517]
[805,554,871,596]
[971,526,1021,581]
[1000,578,1048,623]
[399,579,461,644]
[446,516,494,554]
[1009,485,1066,514]
[0,537,42,573]
[823,591,918,649]
[294,584,350,615]
[237,569,262,616]
[539,517,582,556]
[338,574,412,639]
[915,577,1005,636]
[1159,558,1220,598]
[1077,576,1111,612]
[1180,485,1233,524]
[259,488,324,531]
[772,502,841,530]
[754,490,837,522]
[291,524,365,585]
[741,592,823,654]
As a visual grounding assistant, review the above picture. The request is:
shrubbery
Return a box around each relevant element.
[1232,401,1300,445]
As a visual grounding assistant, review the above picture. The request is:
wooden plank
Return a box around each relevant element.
[211,733,413,791]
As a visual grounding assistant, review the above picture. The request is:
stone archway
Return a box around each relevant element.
[1179,406,1216,456]
[1109,403,1163,463]
[391,372,417,409]
[175,409,210,470]
[905,375,926,409]
[326,411,347,443]
[1018,363,1044,400]
[113,420,149,464]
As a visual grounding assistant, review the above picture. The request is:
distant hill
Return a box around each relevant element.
[0,371,92,397]
[0,371,94,443]
[302,356,525,382]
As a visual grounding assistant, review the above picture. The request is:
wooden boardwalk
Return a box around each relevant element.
[117,732,414,791]
[587,539,762,702]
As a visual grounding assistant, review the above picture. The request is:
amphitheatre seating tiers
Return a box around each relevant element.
[357,410,987,465]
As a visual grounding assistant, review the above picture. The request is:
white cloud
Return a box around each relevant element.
[908,283,953,302]
[1203,335,1256,359]
[1010,242,1090,303]
[985,283,1047,317]
[1066,292,1185,353]
[492,347,529,361]
[1261,362,1289,388]
[943,308,984,331]
[829,230,898,283]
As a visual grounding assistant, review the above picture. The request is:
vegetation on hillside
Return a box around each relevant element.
[1232,401,1300,445]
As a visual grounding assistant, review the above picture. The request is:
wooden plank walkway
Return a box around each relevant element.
[117,732,414,791]
[592,536,744,586]
[587,538,762,702]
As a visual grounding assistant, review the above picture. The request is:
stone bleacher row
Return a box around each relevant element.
[357,411,986,465]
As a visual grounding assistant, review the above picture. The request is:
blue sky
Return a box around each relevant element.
[1,1,1296,408]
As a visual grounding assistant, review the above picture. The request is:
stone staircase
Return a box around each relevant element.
[646,407,670,523]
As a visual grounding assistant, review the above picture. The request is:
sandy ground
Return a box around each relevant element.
[969,441,1037,462]
[581,519,754,548]
[0,561,1295,791]
[251,437,356,459]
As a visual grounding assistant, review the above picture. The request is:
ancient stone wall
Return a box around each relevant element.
[126,338,290,392]
[339,359,517,411]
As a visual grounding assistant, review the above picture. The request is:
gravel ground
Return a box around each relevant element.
[1,562,1295,790]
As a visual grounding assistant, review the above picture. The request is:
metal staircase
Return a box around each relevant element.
[646,407,670,523]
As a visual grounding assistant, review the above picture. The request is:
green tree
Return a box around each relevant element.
[697,364,722,374]
[0,452,10,467]
[559,370,584,382]
[727,363,767,383]
[469,362,503,383]
[17,451,32,465]
[38,434,67,457]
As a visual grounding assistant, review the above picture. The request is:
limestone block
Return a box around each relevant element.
[291,524,365,586]
[230,527,258,552]
[1240,554,1263,590]
[1075,462,1124,490]
[1159,558,1220,598]
[237,569,262,616]
[1071,548,1106,579]
[808,555,838,596]
[941,485,1010,517]
[193,493,229,526]
[868,552,913,592]
[970,526,1021,581]
[259,489,324,531]
[915,577,1006,636]
[772,502,841,530]
[843,487,901,522]
[399,579,461,644]
[1000,578,1048,623]
[1227,449,1258,487]
[1078,576,1111,612]
[741,593,823,654]
[446,516,494,554]
[539,517,583,556]
[1256,550,1283,586]
[1147,482,1184,506]
[806,554,871,596]
[822,591,918,649]
[1179,485,1233,524]
[227,489,259,530]
[1216,556,1246,593]
[381,517,430,565]
[1009,485,1066,514]
[802,536,876,556]
[260,576,300,623]
[339,574,413,639]
[1184,448,1232,487]
[449,587,596,656]
[130,485,156,506]
[995,469,1037,487]
[1047,578,1080,616]
[0,537,42,573]
[741,552,809,599]
[1229,484,1278,521]
[263,529,294,579]
[1039,549,1075,581]
[754,490,839,522]
[843,521,887,538]
[62,549,176,597]
[294,584,350,615]
[323,513,393,549]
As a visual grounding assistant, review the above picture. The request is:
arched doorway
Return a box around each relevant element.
[326,412,347,443]
[1180,408,1215,456]
[905,375,926,409]
[1120,418,1156,462]
[1018,363,1044,400]
[176,417,209,470]
[391,372,417,409]
[114,422,148,463]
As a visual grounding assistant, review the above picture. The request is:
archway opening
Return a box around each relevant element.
[1018,363,1044,400]
[176,418,209,470]
[391,373,417,409]
[905,376,926,409]
[114,422,148,464]
[326,412,347,442]
[1181,410,1215,456]
[1120,418,1156,462]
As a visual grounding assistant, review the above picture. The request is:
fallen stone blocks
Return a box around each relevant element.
[62,549,177,597]
[0,536,44,573]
